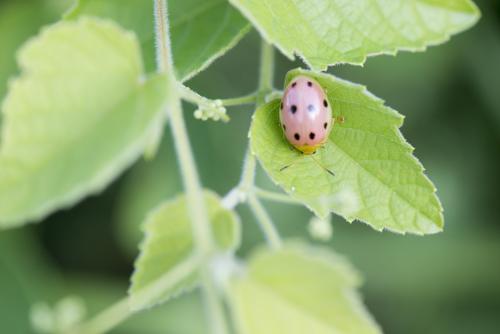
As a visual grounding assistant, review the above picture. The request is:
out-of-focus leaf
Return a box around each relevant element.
[250,68,442,234]
[66,0,251,80]
[229,0,480,70]
[229,243,381,334]
[129,190,241,310]
[0,1,52,103]
[0,18,168,227]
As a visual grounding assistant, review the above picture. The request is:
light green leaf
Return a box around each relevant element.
[250,69,443,234]
[229,243,381,334]
[229,0,480,70]
[66,0,251,80]
[130,190,241,310]
[0,0,75,103]
[0,18,168,227]
[169,0,251,81]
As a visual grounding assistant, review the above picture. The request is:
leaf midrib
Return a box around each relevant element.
[259,99,440,231]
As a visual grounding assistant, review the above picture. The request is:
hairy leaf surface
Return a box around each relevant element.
[0,18,168,227]
[250,69,443,234]
[67,0,251,80]
[130,190,241,310]
[229,0,480,70]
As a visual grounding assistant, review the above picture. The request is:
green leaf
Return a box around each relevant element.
[130,190,241,310]
[0,0,74,133]
[228,243,381,334]
[66,0,251,80]
[229,0,480,70]
[0,18,168,227]
[169,0,251,81]
[250,69,443,234]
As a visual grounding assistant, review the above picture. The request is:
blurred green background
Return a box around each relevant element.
[1,0,499,333]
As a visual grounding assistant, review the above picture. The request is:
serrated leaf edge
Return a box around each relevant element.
[288,69,444,234]
[229,242,382,334]
[129,190,241,311]
[0,18,166,227]
[229,0,481,70]
[65,1,252,83]
[250,70,443,235]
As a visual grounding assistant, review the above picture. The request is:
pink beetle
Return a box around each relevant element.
[280,75,333,155]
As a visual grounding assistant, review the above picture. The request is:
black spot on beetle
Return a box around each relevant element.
[323,99,328,107]
[323,122,328,129]
[294,133,300,140]
[309,132,315,140]
[283,124,286,131]
[291,105,297,113]
[291,82,297,88]
[307,81,312,87]
[280,102,283,109]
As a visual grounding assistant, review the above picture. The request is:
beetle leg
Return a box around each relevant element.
[311,154,335,177]
[279,164,291,172]
[279,153,302,172]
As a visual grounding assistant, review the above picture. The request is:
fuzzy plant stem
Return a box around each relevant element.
[240,40,283,249]
[154,1,229,333]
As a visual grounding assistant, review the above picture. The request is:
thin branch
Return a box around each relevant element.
[72,256,201,334]
[155,0,214,260]
[177,83,213,107]
[153,0,174,74]
[219,93,258,107]
[239,149,257,192]
[178,83,258,108]
[221,187,244,210]
[258,40,275,94]
[154,1,229,334]
[237,40,283,250]
[254,187,301,205]
[73,298,130,334]
[248,195,282,249]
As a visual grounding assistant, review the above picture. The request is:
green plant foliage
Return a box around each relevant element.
[0,18,168,227]
[229,244,381,334]
[129,190,241,310]
[250,69,443,234]
[229,0,480,70]
[169,0,251,81]
[66,0,251,80]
